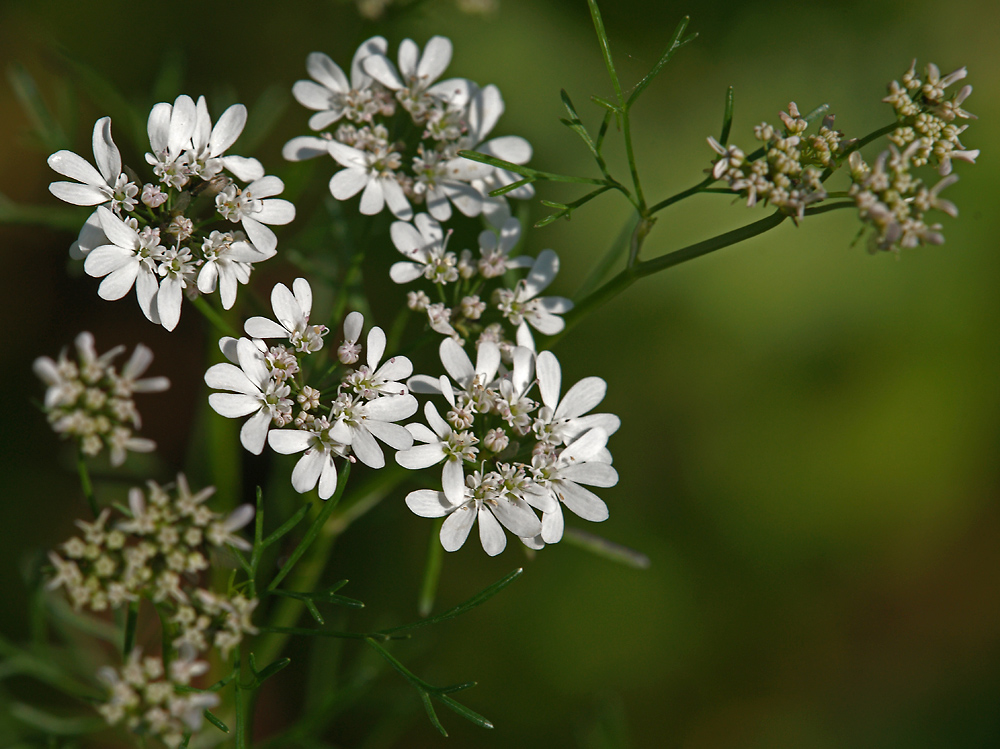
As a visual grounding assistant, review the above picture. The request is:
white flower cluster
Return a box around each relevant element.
[283,36,532,225]
[96,647,218,749]
[882,60,978,176]
[708,102,844,219]
[397,339,619,556]
[392,214,572,348]
[205,278,417,499]
[47,96,294,330]
[846,60,978,253]
[46,475,257,656]
[355,0,498,21]
[33,332,169,466]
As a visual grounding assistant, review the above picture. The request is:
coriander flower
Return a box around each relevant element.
[326,139,413,220]
[530,427,618,544]
[184,96,264,182]
[196,230,271,310]
[396,391,480,505]
[292,37,389,130]
[146,94,198,188]
[205,337,293,454]
[244,278,329,353]
[362,36,462,119]
[268,416,351,500]
[388,213,458,284]
[214,175,295,256]
[83,206,163,324]
[495,249,573,337]
[48,117,137,216]
[477,217,532,278]
[405,465,544,556]
[534,350,620,449]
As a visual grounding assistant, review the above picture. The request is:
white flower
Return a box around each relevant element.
[330,392,417,469]
[48,117,138,215]
[408,337,500,408]
[183,96,263,182]
[145,95,198,188]
[244,278,328,353]
[205,337,293,454]
[326,139,413,220]
[396,392,479,505]
[83,206,163,324]
[477,217,532,278]
[533,350,620,448]
[291,37,389,130]
[339,318,414,399]
[155,245,198,331]
[363,36,462,118]
[388,213,458,284]
[215,175,296,255]
[496,249,573,337]
[531,428,618,544]
[437,83,534,222]
[405,467,543,556]
[196,230,271,310]
[268,417,350,500]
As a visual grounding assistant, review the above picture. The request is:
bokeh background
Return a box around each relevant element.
[2,0,999,746]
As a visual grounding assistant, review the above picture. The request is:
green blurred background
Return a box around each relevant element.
[2,0,999,746]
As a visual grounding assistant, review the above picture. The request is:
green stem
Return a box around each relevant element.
[191,295,239,338]
[123,600,139,656]
[252,466,406,669]
[648,176,716,215]
[418,520,445,617]
[559,210,788,339]
[75,449,98,518]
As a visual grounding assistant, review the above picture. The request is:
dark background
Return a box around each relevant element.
[2,0,999,746]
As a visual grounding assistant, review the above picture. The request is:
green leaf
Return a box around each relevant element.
[6,63,69,152]
[487,176,534,198]
[559,89,600,158]
[266,465,350,594]
[590,95,620,115]
[534,185,614,229]
[379,568,523,636]
[250,656,291,684]
[625,18,697,110]
[261,501,312,549]
[204,710,230,734]
[459,150,605,186]
[719,86,735,146]
[587,0,624,105]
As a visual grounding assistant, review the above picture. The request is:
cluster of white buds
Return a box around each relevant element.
[205,278,417,499]
[398,339,619,555]
[283,35,533,225]
[883,60,978,176]
[96,647,218,749]
[390,214,572,347]
[847,61,977,253]
[46,475,257,654]
[33,332,169,466]
[847,147,958,252]
[47,96,294,330]
[708,102,844,219]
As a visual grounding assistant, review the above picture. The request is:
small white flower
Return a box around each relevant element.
[268,417,350,500]
[531,428,618,545]
[183,96,264,182]
[290,37,389,131]
[388,213,458,284]
[396,392,479,505]
[145,95,199,188]
[533,350,620,448]
[363,36,461,119]
[244,278,328,353]
[48,116,139,220]
[477,217,532,278]
[205,337,293,454]
[496,249,573,337]
[83,207,164,324]
[330,391,417,469]
[214,175,295,255]
[196,231,271,310]
[326,139,413,220]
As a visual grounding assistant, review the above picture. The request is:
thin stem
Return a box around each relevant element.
[648,176,716,215]
[558,210,788,340]
[418,520,445,617]
[75,449,98,518]
[123,600,139,656]
[191,295,239,338]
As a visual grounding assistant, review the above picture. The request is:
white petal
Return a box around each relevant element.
[366,326,386,370]
[441,459,465,505]
[283,135,331,162]
[47,149,104,187]
[97,262,139,300]
[244,316,290,339]
[221,155,264,182]
[208,392,261,418]
[396,443,445,470]
[291,449,325,493]
[478,506,506,556]
[365,420,414,451]
[490,497,542,539]
[365,394,417,422]
[560,462,618,488]
[96,206,139,250]
[267,429,313,454]
[318,457,339,499]
[522,249,559,299]
[541,505,565,544]
[440,505,475,551]
[556,480,609,522]
[416,36,452,83]
[389,262,424,284]
[350,426,384,469]
[205,362,258,395]
[330,167,368,200]
[156,276,183,331]
[306,51,349,93]
[362,54,404,90]
[358,178,385,215]
[406,490,453,518]
[255,198,296,226]
[344,310,364,343]
[535,351,561,410]
[440,337,474,386]
[209,104,247,155]
[555,377,606,421]
[240,409,272,455]
[382,178,412,220]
